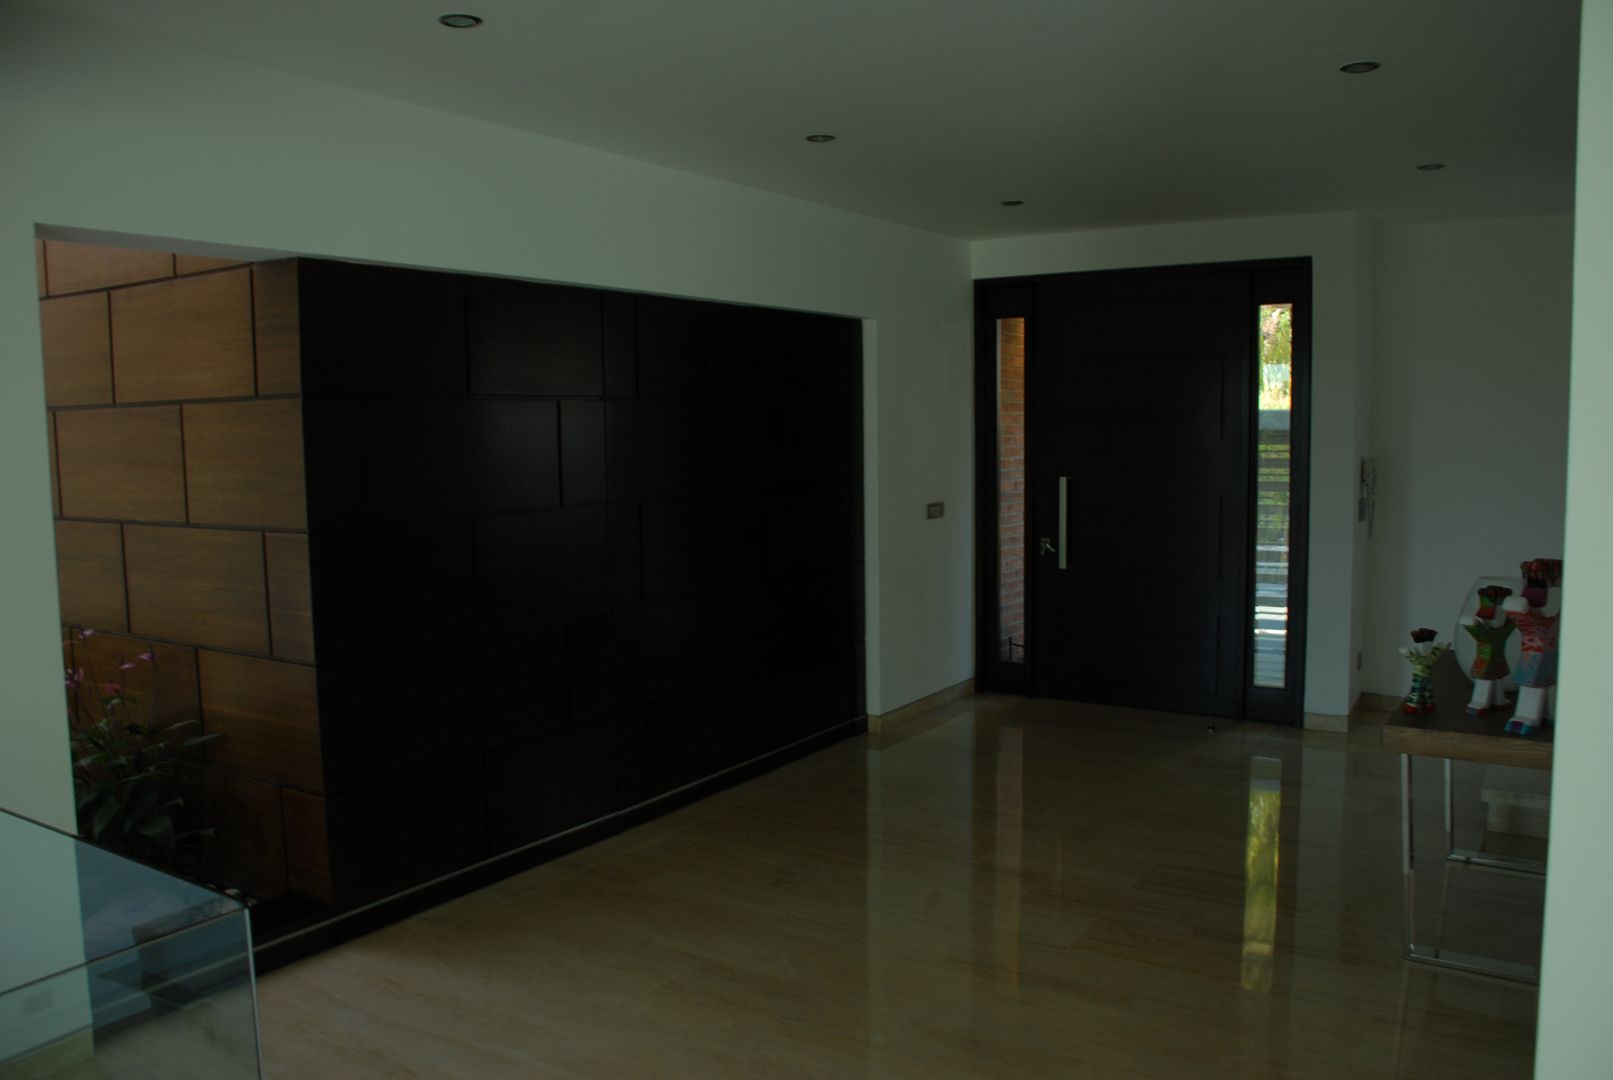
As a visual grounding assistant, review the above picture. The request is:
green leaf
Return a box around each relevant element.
[91,794,120,838]
[136,813,176,850]
[123,783,158,821]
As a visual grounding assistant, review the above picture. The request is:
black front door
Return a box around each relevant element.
[1028,268,1254,717]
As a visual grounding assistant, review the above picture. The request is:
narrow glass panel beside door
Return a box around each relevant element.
[1253,303,1293,688]
[997,317,1027,664]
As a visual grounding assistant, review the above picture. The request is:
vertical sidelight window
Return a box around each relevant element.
[1253,303,1293,689]
[997,318,1027,664]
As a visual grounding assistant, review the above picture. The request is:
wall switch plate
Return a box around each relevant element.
[926,502,945,519]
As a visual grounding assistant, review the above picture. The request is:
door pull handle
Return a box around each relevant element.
[1039,537,1056,556]
[1057,476,1068,570]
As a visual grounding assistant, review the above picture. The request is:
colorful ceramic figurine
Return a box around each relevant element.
[1502,558,1563,735]
[1399,628,1448,714]
[1461,585,1516,715]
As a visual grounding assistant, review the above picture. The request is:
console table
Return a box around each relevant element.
[1381,650,1551,984]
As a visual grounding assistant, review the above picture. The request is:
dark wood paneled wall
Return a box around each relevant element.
[299,260,865,908]
[41,240,328,903]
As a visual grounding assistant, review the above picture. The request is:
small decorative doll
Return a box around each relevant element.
[1399,627,1448,714]
[1502,558,1563,736]
[1519,558,1563,610]
[1461,585,1516,715]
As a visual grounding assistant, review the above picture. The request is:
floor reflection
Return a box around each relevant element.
[259,695,1540,1080]
[1242,756,1282,992]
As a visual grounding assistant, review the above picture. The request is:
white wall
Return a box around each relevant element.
[971,213,1371,717]
[1537,1,1613,1074]
[0,7,976,823]
[1363,215,1574,696]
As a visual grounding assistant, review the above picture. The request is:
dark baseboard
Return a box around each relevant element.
[251,715,867,975]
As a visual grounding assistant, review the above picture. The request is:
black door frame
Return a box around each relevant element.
[973,258,1312,724]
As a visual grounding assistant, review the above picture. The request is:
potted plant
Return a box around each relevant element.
[65,626,219,874]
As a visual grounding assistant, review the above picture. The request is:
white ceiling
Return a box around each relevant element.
[32,0,1581,239]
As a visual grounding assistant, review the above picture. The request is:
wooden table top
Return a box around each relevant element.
[1381,650,1554,770]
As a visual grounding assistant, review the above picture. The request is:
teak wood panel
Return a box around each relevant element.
[282,788,333,902]
[54,520,128,631]
[56,406,187,522]
[175,763,288,899]
[44,241,172,296]
[265,533,315,662]
[39,293,113,406]
[253,260,301,396]
[47,414,60,517]
[175,254,248,276]
[198,649,322,791]
[110,269,254,402]
[124,525,270,653]
[35,239,47,298]
[183,399,307,528]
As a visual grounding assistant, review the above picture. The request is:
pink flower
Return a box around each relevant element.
[119,660,137,671]
[102,681,122,695]
[135,650,155,662]
[80,628,96,638]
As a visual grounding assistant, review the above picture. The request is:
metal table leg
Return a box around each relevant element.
[1401,752,1540,984]
[1441,755,1548,875]
[1444,757,1454,859]
[1401,753,1415,958]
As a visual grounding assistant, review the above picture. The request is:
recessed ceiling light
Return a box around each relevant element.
[1339,61,1380,74]
[805,134,836,143]
[1416,162,1447,171]
[438,13,482,29]
[1001,200,1024,207]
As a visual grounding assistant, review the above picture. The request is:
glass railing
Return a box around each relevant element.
[0,806,260,1077]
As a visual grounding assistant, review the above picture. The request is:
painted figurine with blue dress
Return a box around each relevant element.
[1502,558,1563,735]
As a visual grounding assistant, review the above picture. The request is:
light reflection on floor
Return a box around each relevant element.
[257,694,1542,1079]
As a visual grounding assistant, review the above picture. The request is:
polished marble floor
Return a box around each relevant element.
[256,694,1542,1078]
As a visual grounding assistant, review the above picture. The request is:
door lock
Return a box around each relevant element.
[1039,537,1057,556]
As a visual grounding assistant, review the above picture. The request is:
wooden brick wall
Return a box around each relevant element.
[40,239,329,903]
[43,242,863,922]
